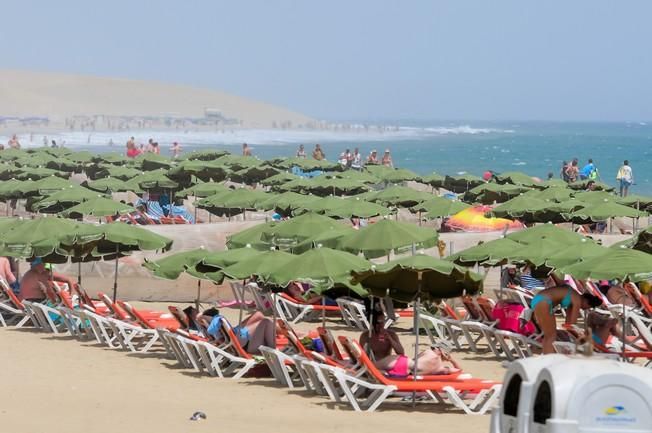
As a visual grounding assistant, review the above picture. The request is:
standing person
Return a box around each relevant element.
[338,150,349,168]
[351,148,362,170]
[312,144,325,160]
[616,160,634,197]
[579,159,595,180]
[126,139,140,158]
[296,144,306,158]
[8,134,20,149]
[560,161,569,181]
[242,143,252,156]
[367,149,379,164]
[565,158,579,183]
[146,138,155,153]
[345,148,353,168]
[381,149,394,168]
[171,142,182,158]
[530,284,601,354]
[150,142,160,155]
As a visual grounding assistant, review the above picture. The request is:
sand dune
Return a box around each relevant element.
[0,69,313,128]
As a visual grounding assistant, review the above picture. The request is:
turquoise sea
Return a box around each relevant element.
[5,121,651,194]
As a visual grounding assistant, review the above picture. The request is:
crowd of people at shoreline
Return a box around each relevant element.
[557,157,634,197]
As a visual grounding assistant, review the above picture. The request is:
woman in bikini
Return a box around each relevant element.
[360,312,460,377]
[531,284,602,354]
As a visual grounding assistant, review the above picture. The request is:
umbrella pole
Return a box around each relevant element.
[322,296,326,329]
[77,261,82,285]
[196,280,201,310]
[112,254,119,302]
[272,290,277,341]
[412,273,422,406]
[238,279,245,326]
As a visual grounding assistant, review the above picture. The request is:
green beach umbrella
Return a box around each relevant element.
[29,185,100,213]
[15,167,67,181]
[297,196,352,214]
[221,250,295,280]
[258,191,319,215]
[630,226,652,254]
[494,171,541,187]
[368,185,433,207]
[305,176,370,196]
[167,160,229,182]
[193,247,264,279]
[525,186,574,202]
[266,247,369,295]
[506,223,587,245]
[260,212,343,247]
[272,157,339,171]
[325,197,390,219]
[143,247,211,280]
[540,179,568,188]
[135,153,172,170]
[352,254,483,302]
[125,170,178,191]
[572,190,618,204]
[214,154,262,171]
[379,168,420,183]
[260,172,300,187]
[448,237,523,266]
[230,165,280,185]
[19,175,74,196]
[560,247,652,282]
[92,165,142,181]
[618,194,652,211]
[276,177,313,193]
[568,180,615,192]
[418,172,445,188]
[0,179,31,200]
[179,149,229,161]
[83,177,132,193]
[177,182,229,198]
[329,170,380,185]
[419,199,470,219]
[292,225,357,254]
[465,182,530,205]
[487,195,550,220]
[544,238,608,269]
[226,221,277,250]
[338,218,438,259]
[565,199,648,223]
[59,196,136,219]
[443,174,484,193]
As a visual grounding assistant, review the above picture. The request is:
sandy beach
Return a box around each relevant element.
[0,304,504,433]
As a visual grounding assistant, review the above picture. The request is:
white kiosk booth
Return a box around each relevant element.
[492,355,652,433]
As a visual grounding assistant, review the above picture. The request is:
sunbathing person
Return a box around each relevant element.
[586,311,623,348]
[200,308,276,355]
[531,284,602,354]
[360,312,460,376]
[19,258,77,302]
[285,281,337,306]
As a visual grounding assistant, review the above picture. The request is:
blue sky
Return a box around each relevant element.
[2,1,651,122]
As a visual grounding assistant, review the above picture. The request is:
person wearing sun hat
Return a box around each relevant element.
[381,149,393,168]
[18,257,76,301]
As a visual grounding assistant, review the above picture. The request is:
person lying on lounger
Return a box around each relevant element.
[285,281,337,306]
[199,308,276,355]
[360,312,460,377]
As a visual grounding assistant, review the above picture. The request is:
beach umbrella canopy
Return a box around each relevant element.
[266,247,369,295]
[352,254,483,302]
[378,168,420,183]
[0,217,100,259]
[565,200,648,223]
[258,191,319,215]
[226,221,277,250]
[88,222,173,254]
[418,172,445,188]
[179,149,229,161]
[221,250,295,280]
[197,189,269,216]
[0,179,32,200]
[29,185,101,213]
[448,237,523,266]
[19,175,75,196]
[214,155,262,171]
[304,177,370,196]
[618,194,652,211]
[134,153,172,170]
[508,238,574,267]
[0,164,23,181]
[83,177,132,193]
[368,186,433,207]
[328,170,380,185]
[292,225,356,254]
[544,238,608,269]
[338,218,438,259]
[168,159,229,182]
[193,247,264,278]
[572,190,618,204]
[59,196,136,218]
[629,226,652,254]
[276,177,313,193]
[14,167,68,181]
[445,205,524,232]
[443,174,484,193]
[230,165,280,185]
[494,171,541,187]
[506,223,587,245]
[464,182,530,205]
[177,182,229,199]
[560,247,652,282]
[524,186,573,203]
[568,180,615,192]
[260,172,300,187]
[261,212,343,247]
[125,170,178,191]
[540,179,568,188]
[91,165,142,181]
[297,196,352,214]
[325,198,390,219]
[272,157,340,171]
[142,248,211,280]
[421,200,470,219]
[487,195,550,220]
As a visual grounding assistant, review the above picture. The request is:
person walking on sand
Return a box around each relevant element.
[171,142,182,158]
[296,144,306,158]
[617,160,634,197]
[312,144,325,160]
[382,149,394,168]
[242,143,252,157]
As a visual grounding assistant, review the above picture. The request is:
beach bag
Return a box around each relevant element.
[492,301,535,336]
